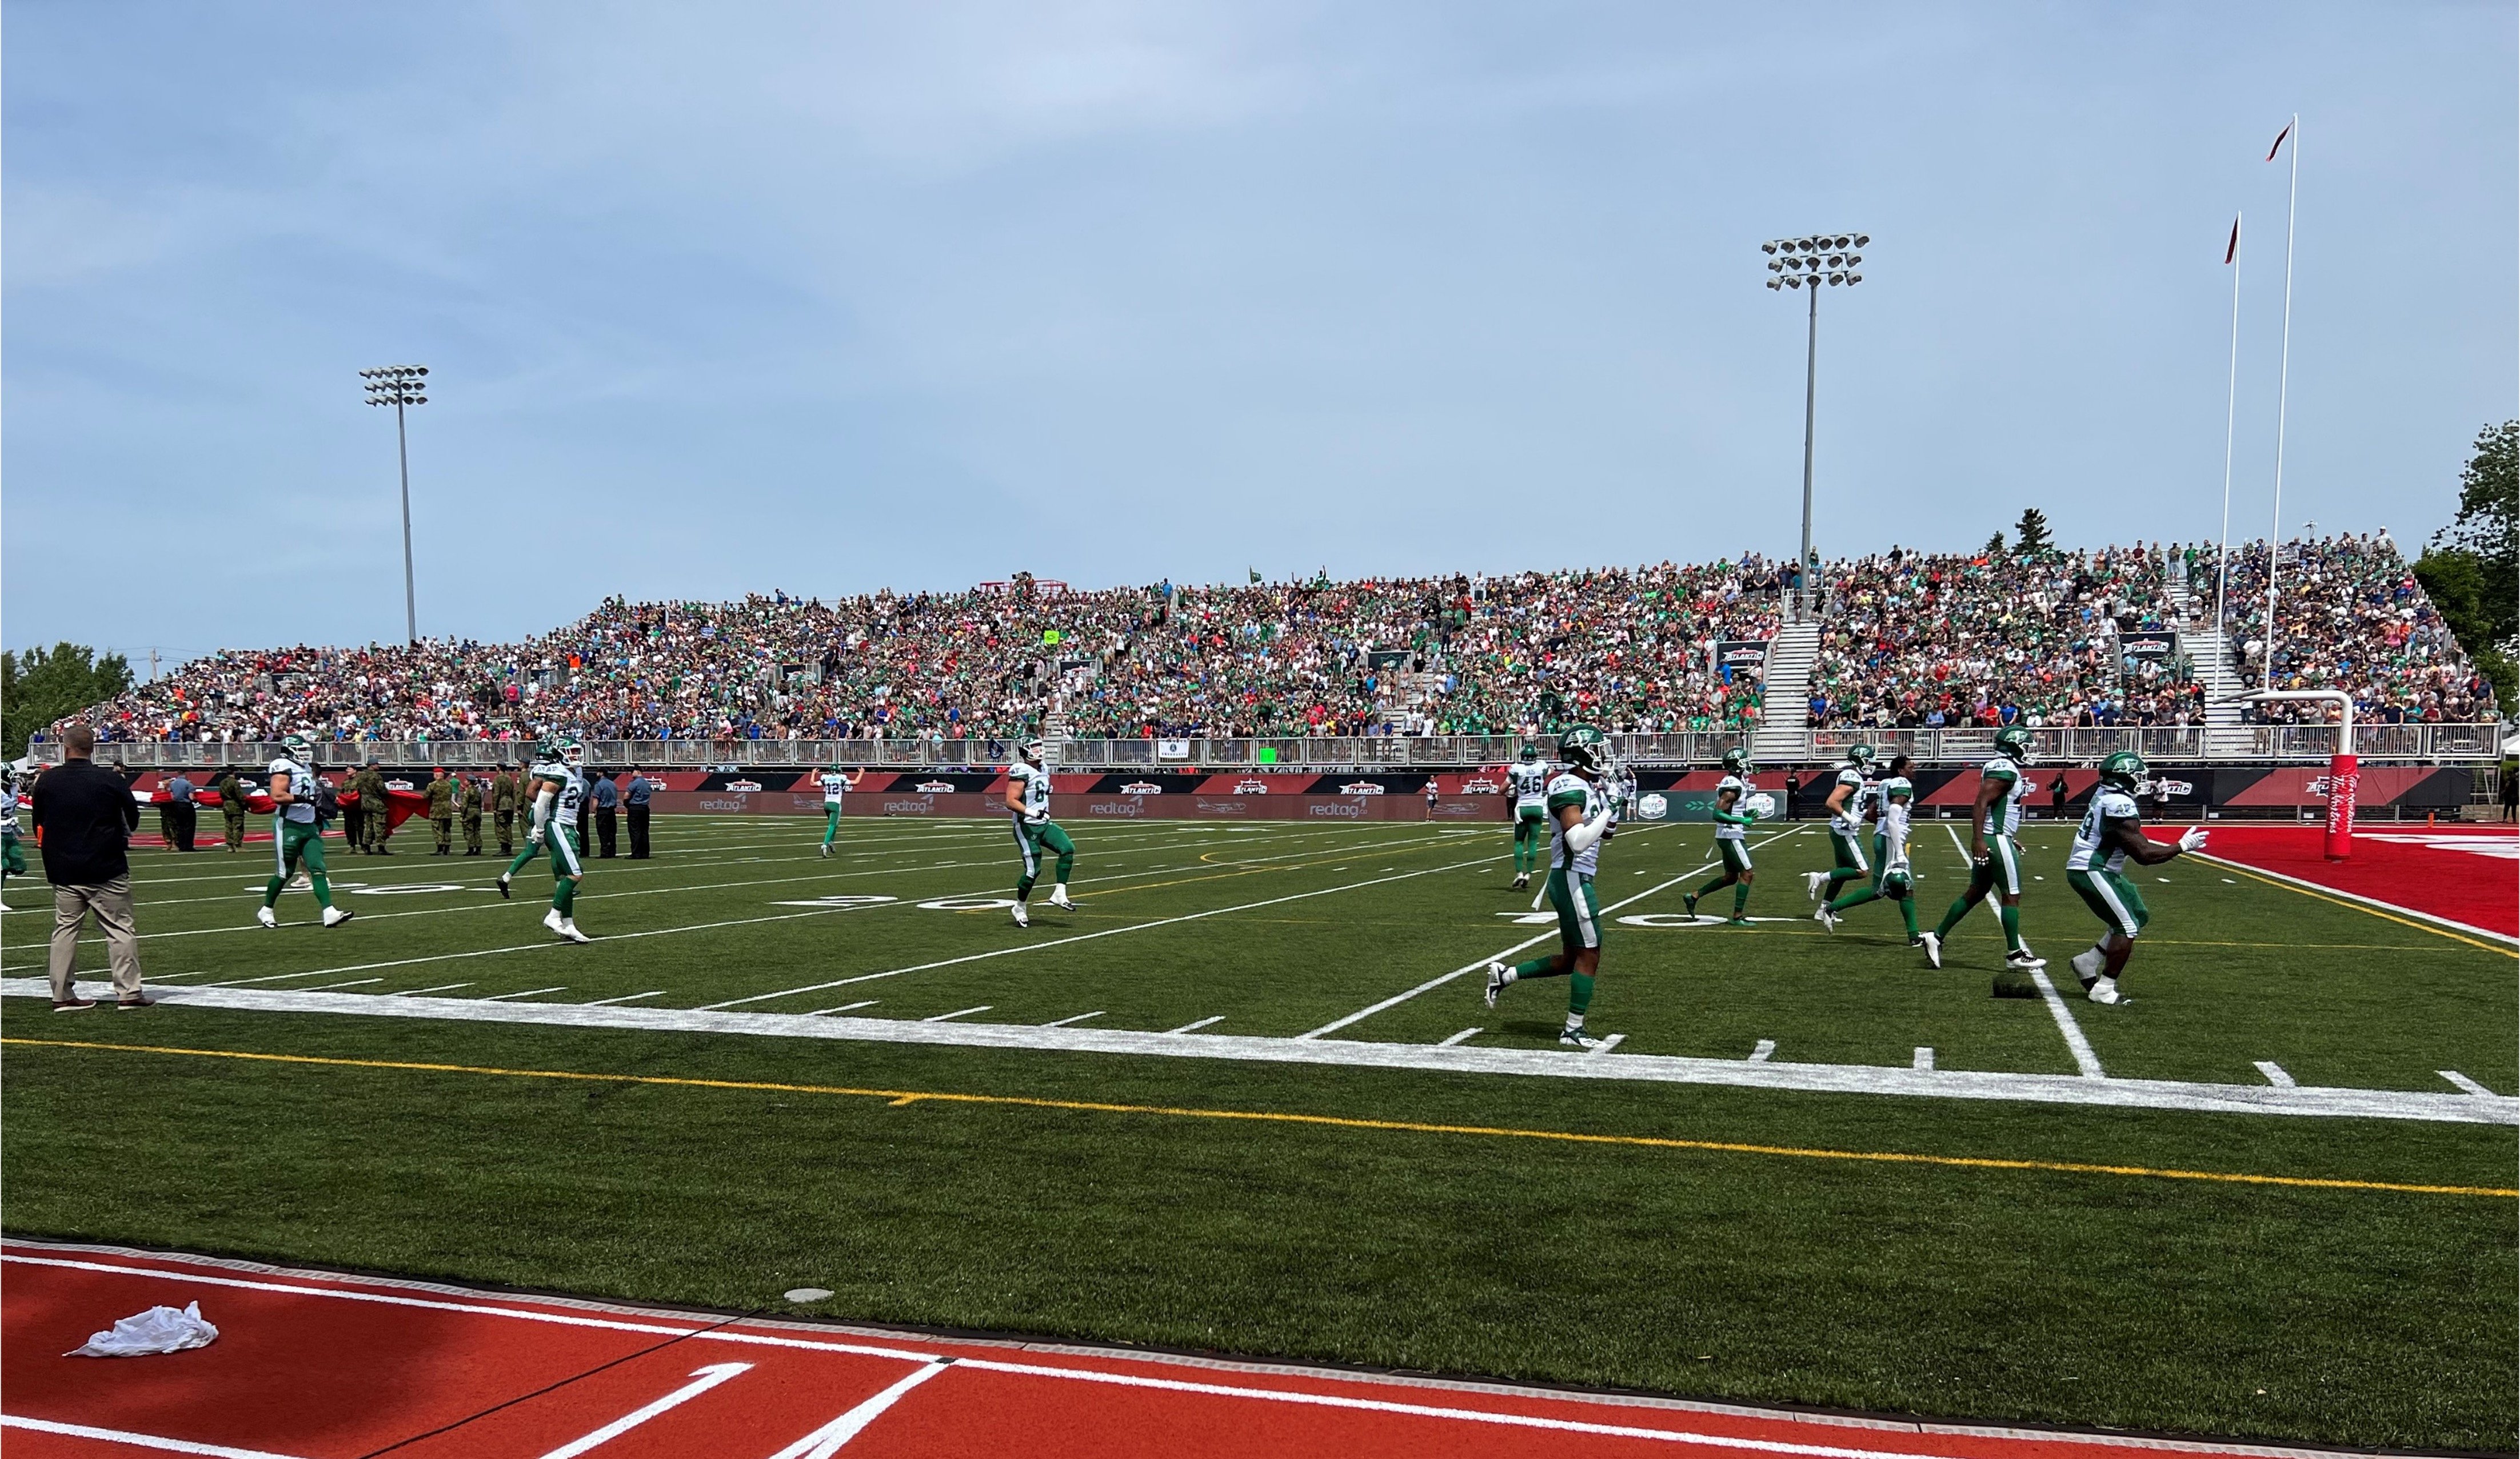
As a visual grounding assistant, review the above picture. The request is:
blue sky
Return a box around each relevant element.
[6,2,2512,669]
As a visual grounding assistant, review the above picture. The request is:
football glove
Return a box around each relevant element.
[527,830,545,850]
[1023,814,1048,828]
[2176,826,2208,853]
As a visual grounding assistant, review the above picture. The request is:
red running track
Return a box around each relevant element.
[2203,824,2518,940]
[3,1239,2323,1459]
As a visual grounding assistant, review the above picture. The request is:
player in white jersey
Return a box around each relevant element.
[497,738,593,942]
[816,764,863,857]
[1805,744,1874,905]
[1004,739,1075,927]
[255,732,354,930]
[1924,724,2040,970]
[1687,747,1763,925]
[1505,746,1550,890]
[2063,751,2206,1004]
[1484,725,1619,1048]
[1816,759,1923,946]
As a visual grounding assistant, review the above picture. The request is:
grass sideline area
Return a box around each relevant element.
[3,811,2513,1448]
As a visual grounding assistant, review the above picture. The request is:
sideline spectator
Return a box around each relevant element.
[625,767,653,859]
[164,771,197,851]
[31,724,149,1011]
[593,771,620,858]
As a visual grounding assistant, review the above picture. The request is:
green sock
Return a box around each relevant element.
[1999,903,2024,954]
[1899,898,1919,938]
[1934,899,1972,938]
[1568,971,1594,1015]
[1732,883,1750,915]
[1694,873,1734,902]
[505,844,537,878]
[262,876,284,907]
[1828,886,1879,913]
[1512,955,1560,979]
[310,874,333,910]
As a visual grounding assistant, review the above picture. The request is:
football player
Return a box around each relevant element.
[1686,747,1762,926]
[1505,744,1550,890]
[255,732,353,930]
[1924,724,2040,970]
[1816,764,1921,946]
[0,763,23,884]
[1485,724,1619,1048]
[1805,744,1874,906]
[817,762,862,857]
[2064,751,2206,1004]
[498,738,593,942]
[1005,738,1075,927]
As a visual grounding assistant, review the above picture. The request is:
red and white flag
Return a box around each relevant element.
[2266,120,2294,162]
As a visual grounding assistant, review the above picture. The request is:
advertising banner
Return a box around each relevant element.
[2119,630,2179,660]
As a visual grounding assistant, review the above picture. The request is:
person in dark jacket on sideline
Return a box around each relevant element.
[30,724,150,1011]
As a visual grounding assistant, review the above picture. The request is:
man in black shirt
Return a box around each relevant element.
[30,724,149,1010]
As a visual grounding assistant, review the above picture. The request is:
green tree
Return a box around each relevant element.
[1981,532,2006,560]
[2014,507,2055,557]
[2413,421,2517,714]
[1,643,137,756]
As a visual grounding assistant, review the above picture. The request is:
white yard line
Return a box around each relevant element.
[28,977,2507,1125]
[303,978,385,991]
[1041,1011,1104,1027]
[1436,1027,1481,1047]
[388,982,473,998]
[921,1006,992,1023]
[2027,969,2106,1079]
[480,986,569,1002]
[809,1000,880,1016]
[583,990,667,1006]
[1586,1034,1626,1055]
[1297,824,1748,1040]
[696,851,1505,1011]
[1165,1016,1226,1034]
[2441,1070,2498,1097]
[2254,1061,2296,1089]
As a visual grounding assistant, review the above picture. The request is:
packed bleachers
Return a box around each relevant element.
[49,537,2495,750]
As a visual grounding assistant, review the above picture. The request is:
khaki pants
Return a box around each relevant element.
[51,878,144,1002]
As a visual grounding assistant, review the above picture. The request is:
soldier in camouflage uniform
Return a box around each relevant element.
[215,770,250,852]
[460,773,486,855]
[493,765,520,857]
[426,767,457,855]
[360,762,394,854]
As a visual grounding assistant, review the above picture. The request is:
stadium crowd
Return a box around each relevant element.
[48,538,2494,748]
[2214,533,2496,724]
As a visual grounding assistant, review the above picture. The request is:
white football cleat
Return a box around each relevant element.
[2070,946,2105,990]
[256,905,278,930]
[1918,931,1942,968]
[1804,871,1827,902]
[1484,961,1510,1010]
[1011,901,1029,928]
[818,843,831,858]
[1814,904,1839,932]
[2004,947,2048,970]
[557,918,593,944]
[321,905,354,928]
[2087,976,2128,1005]
[1049,888,1075,911]
[1559,1025,1605,1050]
[542,909,570,939]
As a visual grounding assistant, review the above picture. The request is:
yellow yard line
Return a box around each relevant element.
[2201,857,2514,956]
[10,1038,2509,1200]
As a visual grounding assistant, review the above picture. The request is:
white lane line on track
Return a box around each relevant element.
[2254,1061,2296,1089]
[1041,1011,1104,1027]
[16,979,2512,1124]
[921,1006,992,1023]
[694,850,1506,1011]
[2028,969,2106,1079]
[0,1416,305,1459]
[2441,1070,2498,1097]
[1296,824,1769,1040]
[765,1361,954,1458]
[545,1361,754,1459]
[1165,1016,1225,1034]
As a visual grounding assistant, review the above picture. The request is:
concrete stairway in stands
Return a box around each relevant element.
[1752,620,1823,764]
[2184,623,2257,758]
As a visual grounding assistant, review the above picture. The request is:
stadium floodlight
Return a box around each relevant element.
[361,365,429,646]
[1760,233,1869,617]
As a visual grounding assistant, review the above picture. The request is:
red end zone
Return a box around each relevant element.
[2202,824,2518,941]
[3,1240,2316,1459]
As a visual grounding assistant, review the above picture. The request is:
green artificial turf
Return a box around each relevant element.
[3,812,2513,1448]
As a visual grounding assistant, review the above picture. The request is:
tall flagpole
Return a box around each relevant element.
[2263,115,2299,689]
[2215,213,2242,641]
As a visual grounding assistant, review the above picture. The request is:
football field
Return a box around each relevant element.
[4,811,2513,1448]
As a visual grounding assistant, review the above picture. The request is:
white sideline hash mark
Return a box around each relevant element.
[809,1001,878,1016]
[1167,1016,1226,1034]
[1437,1027,1481,1047]
[1587,1034,1626,1055]
[1748,1040,1776,1062]
[2441,1070,2498,1097]
[1913,1047,1934,1071]
[921,1006,992,1023]
[481,986,568,1002]
[583,990,666,1006]
[1041,1011,1104,1027]
[2254,1061,2297,1089]
[389,983,473,997]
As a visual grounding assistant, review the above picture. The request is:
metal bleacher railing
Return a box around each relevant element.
[41,723,2503,770]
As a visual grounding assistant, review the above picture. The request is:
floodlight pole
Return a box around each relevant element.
[1798,282,1819,617]
[394,397,416,647]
